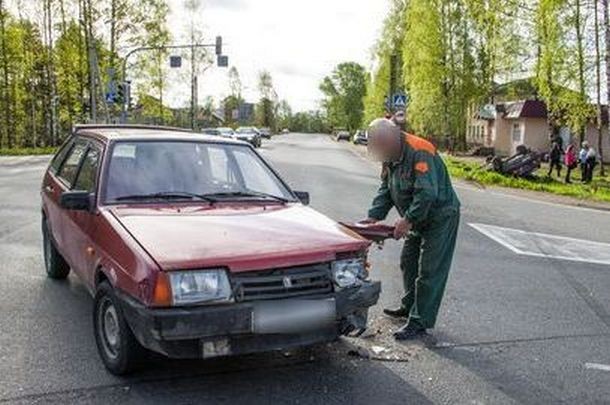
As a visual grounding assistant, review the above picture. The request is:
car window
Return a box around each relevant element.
[50,139,74,174]
[103,141,292,202]
[73,147,101,192]
[208,145,237,185]
[232,148,288,196]
[57,141,87,186]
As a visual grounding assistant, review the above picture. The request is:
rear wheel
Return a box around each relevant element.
[42,219,70,279]
[93,282,145,375]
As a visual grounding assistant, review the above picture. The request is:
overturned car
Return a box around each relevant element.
[40,125,380,375]
[487,144,542,178]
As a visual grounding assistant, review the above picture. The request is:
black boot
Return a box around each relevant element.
[393,323,427,340]
[383,307,409,318]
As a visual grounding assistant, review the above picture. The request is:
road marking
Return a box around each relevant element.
[584,362,610,372]
[470,223,610,266]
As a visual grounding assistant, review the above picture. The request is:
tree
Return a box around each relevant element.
[598,0,610,174]
[255,70,276,129]
[276,99,292,130]
[320,62,368,131]
[228,66,242,98]
[133,0,171,124]
[363,0,407,123]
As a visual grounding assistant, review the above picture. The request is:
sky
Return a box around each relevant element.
[165,0,389,112]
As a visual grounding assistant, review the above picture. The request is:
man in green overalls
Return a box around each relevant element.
[363,118,460,340]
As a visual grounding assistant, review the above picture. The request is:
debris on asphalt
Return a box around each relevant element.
[342,315,423,361]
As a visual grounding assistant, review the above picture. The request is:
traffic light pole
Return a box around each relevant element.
[120,39,224,124]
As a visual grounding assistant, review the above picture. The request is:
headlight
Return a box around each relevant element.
[331,258,365,288]
[168,269,232,305]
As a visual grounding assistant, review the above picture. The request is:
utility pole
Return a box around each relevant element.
[388,54,398,112]
[191,43,196,130]
[594,0,605,176]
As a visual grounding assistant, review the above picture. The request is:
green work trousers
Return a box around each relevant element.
[400,211,460,329]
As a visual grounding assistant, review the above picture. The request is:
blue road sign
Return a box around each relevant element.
[105,92,116,104]
[393,93,408,108]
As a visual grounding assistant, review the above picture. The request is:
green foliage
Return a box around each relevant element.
[320,62,368,131]
[255,71,276,129]
[446,156,610,203]
[0,146,57,156]
[0,0,173,149]
[363,0,407,124]
[289,111,329,133]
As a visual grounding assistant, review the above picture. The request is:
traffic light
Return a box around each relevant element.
[116,83,126,104]
[215,36,222,55]
[115,82,131,106]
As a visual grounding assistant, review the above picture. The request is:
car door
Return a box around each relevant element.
[44,138,89,260]
[63,141,103,286]
[42,138,74,245]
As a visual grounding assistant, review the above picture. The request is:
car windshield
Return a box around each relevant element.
[103,141,294,203]
[236,127,256,134]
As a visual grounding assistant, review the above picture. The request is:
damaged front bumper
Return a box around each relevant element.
[118,280,381,359]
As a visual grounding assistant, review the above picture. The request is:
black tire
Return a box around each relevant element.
[42,218,70,279]
[93,282,145,375]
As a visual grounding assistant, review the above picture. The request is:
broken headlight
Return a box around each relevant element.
[331,258,365,288]
[169,269,232,305]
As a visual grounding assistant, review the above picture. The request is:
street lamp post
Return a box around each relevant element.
[120,38,227,124]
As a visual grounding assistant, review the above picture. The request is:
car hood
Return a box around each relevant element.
[109,204,369,273]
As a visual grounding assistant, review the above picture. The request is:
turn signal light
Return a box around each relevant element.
[152,272,172,307]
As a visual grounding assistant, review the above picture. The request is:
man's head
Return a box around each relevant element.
[367,118,403,162]
[582,141,590,150]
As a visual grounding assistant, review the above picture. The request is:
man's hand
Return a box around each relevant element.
[393,218,412,239]
[359,218,379,225]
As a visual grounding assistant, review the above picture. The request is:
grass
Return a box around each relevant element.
[0,147,57,156]
[445,156,610,204]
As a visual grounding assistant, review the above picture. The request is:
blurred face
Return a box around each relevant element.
[368,132,401,162]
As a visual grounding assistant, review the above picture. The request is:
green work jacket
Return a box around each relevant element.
[368,133,460,228]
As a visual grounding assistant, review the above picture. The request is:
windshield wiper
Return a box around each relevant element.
[201,191,291,203]
[114,191,214,202]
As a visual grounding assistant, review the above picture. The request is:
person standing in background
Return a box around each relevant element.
[547,141,562,178]
[579,142,589,182]
[584,144,598,183]
[564,142,578,184]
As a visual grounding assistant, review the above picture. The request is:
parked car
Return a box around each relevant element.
[201,128,221,136]
[40,125,380,375]
[216,127,235,138]
[259,127,272,139]
[235,127,262,148]
[281,128,290,134]
[353,130,368,145]
[335,130,351,142]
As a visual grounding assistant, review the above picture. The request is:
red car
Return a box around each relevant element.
[41,125,380,375]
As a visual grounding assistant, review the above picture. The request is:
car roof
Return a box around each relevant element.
[73,124,242,144]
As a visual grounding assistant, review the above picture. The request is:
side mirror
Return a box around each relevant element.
[60,191,93,211]
[293,191,310,206]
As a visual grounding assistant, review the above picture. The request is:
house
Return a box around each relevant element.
[468,99,610,162]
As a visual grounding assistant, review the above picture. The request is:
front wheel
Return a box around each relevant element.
[93,282,145,375]
[42,219,70,279]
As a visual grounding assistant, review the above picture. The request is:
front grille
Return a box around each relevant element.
[232,264,333,302]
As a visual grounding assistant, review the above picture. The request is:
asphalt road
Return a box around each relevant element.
[1,133,609,404]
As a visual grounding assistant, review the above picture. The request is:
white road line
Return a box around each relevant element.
[470,223,610,266]
[584,362,610,372]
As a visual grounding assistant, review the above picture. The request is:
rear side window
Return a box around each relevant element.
[57,141,87,186]
[73,147,100,192]
[49,139,74,174]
